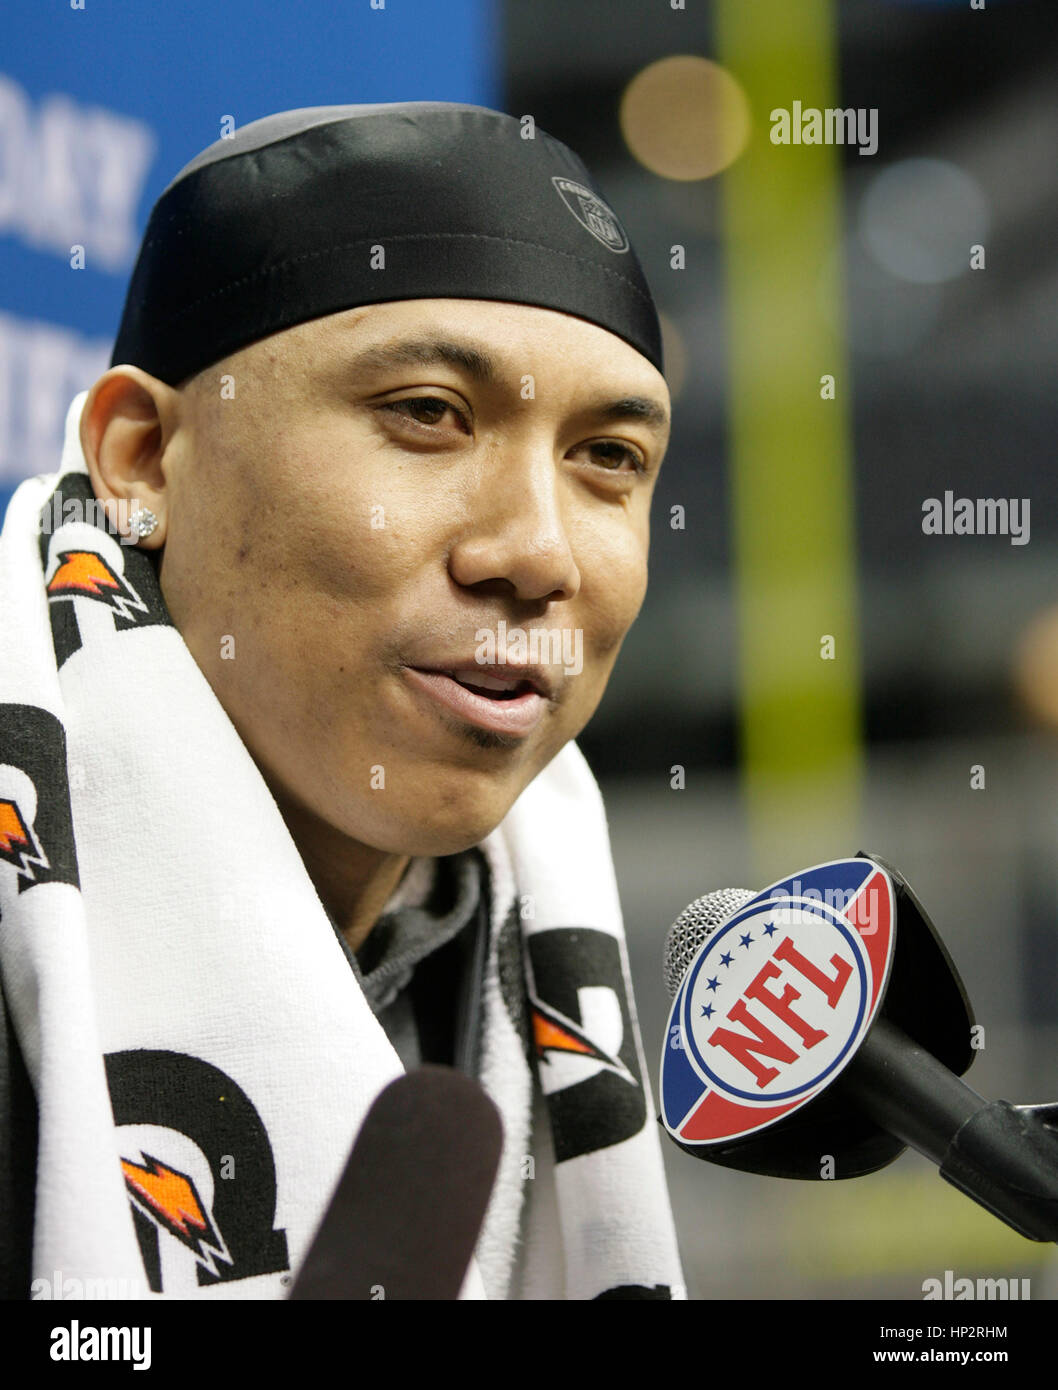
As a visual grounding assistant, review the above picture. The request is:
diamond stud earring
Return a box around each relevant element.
[128,507,159,542]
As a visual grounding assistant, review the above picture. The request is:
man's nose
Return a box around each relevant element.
[447,446,581,604]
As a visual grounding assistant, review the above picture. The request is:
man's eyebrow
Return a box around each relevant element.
[338,337,498,384]
[588,396,670,434]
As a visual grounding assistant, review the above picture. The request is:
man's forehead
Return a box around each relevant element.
[298,300,670,409]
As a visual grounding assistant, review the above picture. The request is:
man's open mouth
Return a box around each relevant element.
[402,666,548,738]
[443,669,537,701]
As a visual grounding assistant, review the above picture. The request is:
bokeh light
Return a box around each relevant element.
[620,56,751,182]
[1013,606,1058,732]
[858,158,990,284]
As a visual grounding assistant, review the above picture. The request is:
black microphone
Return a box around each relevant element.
[658,853,1058,1243]
[290,1065,503,1299]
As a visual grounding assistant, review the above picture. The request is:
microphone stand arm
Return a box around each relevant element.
[840,1017,1058,1243]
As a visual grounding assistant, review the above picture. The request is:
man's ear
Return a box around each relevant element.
[79,366,181,549]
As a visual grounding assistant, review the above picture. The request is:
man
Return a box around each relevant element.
[0,102,685,1300]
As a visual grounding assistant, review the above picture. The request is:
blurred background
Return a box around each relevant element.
[4,0,1057,1299]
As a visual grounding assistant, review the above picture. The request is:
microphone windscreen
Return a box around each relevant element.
[662,887,755,1000]
[290,1065,503,1300]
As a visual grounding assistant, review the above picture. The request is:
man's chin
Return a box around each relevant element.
[364,805,516,859]
[358,763,564,856]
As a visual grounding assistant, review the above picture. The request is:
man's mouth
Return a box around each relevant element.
[442,668,538,701]
[402,665,549,738]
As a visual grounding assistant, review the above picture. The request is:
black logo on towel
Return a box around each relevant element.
[0,705,79,894]
[105,1050,290,1292]
[39,474,172,668]
[527,928,646,1162]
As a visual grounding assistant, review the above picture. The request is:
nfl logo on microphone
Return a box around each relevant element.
[661,859,895,1146]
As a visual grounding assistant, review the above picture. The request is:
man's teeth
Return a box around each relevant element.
[448,669,524,694]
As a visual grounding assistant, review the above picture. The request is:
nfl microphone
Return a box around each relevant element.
[658,853,1058,1242]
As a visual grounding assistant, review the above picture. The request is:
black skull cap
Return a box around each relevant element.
[109,102,663,384]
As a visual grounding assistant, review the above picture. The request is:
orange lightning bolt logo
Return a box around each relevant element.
[47,551,147,621]
[0,798,49,881]
[121,1153,231,1275]
[531,1001,622,1070]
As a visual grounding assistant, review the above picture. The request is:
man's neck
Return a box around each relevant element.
[269,792,411,954]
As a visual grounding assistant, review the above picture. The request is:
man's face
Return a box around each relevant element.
[157,298,670,856]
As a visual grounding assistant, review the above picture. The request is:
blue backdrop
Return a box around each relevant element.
[0,0,499,518]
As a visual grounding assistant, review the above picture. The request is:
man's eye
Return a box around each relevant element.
[580,440,648,475]
[380,397,469,431]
